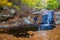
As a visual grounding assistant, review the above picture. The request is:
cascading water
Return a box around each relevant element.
[37,10,55,40]
[38,9,55,31]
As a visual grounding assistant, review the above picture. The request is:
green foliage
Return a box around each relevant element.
[13,5,20,10]
[46,0,59,10]
[57,0,60,8]
[21,0,43,9]
[9,0,60,10]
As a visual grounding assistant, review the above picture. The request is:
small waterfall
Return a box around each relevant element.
[36,10,55,40]
[37,10,55,31]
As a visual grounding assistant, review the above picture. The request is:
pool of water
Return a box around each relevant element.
[38,24,56,31]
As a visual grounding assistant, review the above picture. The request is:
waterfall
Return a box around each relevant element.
[38,9,54,31]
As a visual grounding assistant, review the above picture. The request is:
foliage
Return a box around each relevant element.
[21,0,43,9]
[57,0,60,8]
[7,2,13,7]
[13,5,20,10]
[46,0,59,10]
[1,0,60,10]
[0,0,13,7]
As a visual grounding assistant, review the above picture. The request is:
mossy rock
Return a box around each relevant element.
[0,17,8,21]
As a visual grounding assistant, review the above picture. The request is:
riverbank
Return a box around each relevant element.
[0,25,59,40]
